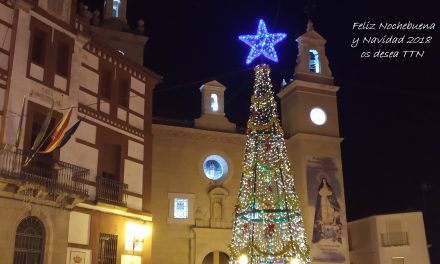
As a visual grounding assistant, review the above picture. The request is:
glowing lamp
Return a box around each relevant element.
[238,254,248,264]
[125,222,152,252]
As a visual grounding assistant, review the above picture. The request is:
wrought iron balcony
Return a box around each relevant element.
[381,232,409,247]
[96,176,127,207]
[0,145,89,204]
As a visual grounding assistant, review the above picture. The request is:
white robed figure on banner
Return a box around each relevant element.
[312,174,342,243]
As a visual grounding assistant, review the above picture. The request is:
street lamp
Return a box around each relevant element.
[125,222,152,252]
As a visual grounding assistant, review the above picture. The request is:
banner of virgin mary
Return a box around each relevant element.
[307,156,346,263]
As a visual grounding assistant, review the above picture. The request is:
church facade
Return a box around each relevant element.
[151,81,245,264]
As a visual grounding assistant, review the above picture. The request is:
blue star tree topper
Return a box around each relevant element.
[239,19,287,64]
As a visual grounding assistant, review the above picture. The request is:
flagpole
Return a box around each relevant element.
[14,96,26,150]
[31,102,53,152]
[24,118,59,167]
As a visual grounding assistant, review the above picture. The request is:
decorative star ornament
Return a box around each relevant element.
[239,19,287,64]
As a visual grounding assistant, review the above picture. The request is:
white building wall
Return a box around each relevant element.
[79,65,99,93]
[376,212,430,264]
[348,212,430,264]
[131,76,145,95]
[124,159,143,194]
[349,217,380,264]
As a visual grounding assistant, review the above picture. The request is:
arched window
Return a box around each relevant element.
[13,217,45,264]
[210,94,219,112]
[202,251,230,264]
[309,49,320,73]
[112,0,121,17]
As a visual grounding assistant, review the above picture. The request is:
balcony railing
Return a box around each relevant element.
[0,145,89,197]
[96,176,127,207]
[381,232,409,247]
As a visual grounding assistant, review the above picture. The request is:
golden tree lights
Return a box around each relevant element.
[229,64,311,264]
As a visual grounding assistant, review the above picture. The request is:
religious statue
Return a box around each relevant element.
[212,198,222,220]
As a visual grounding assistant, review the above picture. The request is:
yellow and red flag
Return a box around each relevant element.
[39,107,73,154]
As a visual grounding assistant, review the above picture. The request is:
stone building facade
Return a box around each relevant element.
[151,81,245,264]
[0,0,160,263]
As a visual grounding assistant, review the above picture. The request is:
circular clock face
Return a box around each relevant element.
[310,107,327,125]
[203,155,228,181]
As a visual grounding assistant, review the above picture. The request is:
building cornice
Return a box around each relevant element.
[285,133,344,143]
[278,79,339,99]
[79,105,145,141]
[76,202,153,222]
[84,41,162,84]
[152,124,246,145]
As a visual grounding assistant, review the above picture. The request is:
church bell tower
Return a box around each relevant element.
[88,0,148,66]
[194,80,235,132]
[278,21,350,263]
[103,0,127,22]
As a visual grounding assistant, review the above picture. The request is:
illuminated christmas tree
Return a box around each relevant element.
[229,20,311,264]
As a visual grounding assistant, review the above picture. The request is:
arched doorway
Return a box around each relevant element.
[202,251,229,264]
[13,216,45,264]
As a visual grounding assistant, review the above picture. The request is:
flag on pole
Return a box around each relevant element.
[14,97,26,149]
[31,103,53,151]
[24,107,80,167]
[39,107,73,154]
[55,119,82,150]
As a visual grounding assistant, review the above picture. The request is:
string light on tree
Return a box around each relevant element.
[290,257,300,264]
[239,254,249,264]
[229,20,311,264]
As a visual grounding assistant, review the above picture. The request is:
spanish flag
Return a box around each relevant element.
[39,107,73,154]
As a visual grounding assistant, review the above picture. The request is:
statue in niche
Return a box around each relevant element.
[212,198,222,220]
[209,187,229,227]
[210,94,219,112]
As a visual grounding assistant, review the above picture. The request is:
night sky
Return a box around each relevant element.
[85,0,439,261]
